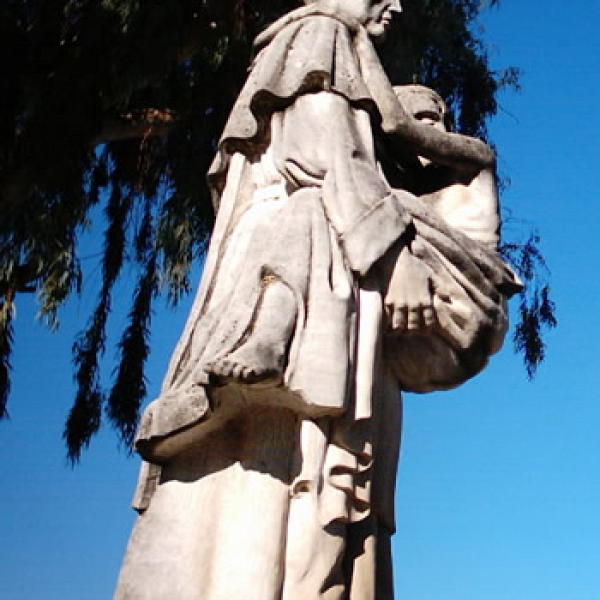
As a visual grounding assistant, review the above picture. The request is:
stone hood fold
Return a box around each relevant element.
[208,8,377,199]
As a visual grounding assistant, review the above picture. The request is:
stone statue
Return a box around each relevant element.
[114,2,521,599]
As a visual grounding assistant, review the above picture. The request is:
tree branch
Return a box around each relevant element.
[92,109,177,146]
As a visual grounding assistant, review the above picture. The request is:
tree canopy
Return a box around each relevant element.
[0,0,555,461]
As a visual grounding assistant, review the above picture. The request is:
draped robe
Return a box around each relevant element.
[114,8,520,600]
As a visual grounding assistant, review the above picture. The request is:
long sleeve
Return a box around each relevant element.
[271,91,414,275]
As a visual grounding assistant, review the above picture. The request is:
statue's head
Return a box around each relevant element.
[393,85,452,132]
[305,0,402,39]
[394,85,452,167]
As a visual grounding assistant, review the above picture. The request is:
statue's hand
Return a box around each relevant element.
[383,249,435,332]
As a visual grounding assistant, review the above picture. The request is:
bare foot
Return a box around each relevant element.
[208,279,296,386]
[208,340,287,385]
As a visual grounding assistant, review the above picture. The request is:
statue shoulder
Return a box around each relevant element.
[248,11,372,113]
[253,7,358,55]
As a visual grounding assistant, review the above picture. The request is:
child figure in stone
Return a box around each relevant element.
[376,84,517,391]
[390,84,500,249]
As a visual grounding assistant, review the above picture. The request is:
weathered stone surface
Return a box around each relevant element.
[114,2,520,599]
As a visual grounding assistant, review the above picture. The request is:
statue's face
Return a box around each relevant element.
[339,0,402,39]
[364,0,402,39]
[394,86,448,133]
[410,95,448,133]
[394,86,449,166]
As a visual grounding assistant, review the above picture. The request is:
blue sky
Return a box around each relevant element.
[2,1,600,599]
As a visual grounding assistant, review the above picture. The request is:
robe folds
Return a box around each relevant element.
[115,8,520,600]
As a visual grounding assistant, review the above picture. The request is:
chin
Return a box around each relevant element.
[367,24,390,41]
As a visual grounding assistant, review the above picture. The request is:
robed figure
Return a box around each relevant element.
[114,2,520,599]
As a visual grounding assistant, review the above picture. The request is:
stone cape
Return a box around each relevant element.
[212,6,375,162]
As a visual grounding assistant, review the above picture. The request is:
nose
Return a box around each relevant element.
[390,0,402,13]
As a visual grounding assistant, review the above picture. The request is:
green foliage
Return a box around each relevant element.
[106,202,156,453]
[0,0,555,459]
[382,0,515,139]
[501,233,558,379]
[0,301,14,419]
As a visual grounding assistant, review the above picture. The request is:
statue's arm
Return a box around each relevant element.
[378,239,436,332]
[385,120,495,175]
[270,89,446,330]
[270,90,414,276]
